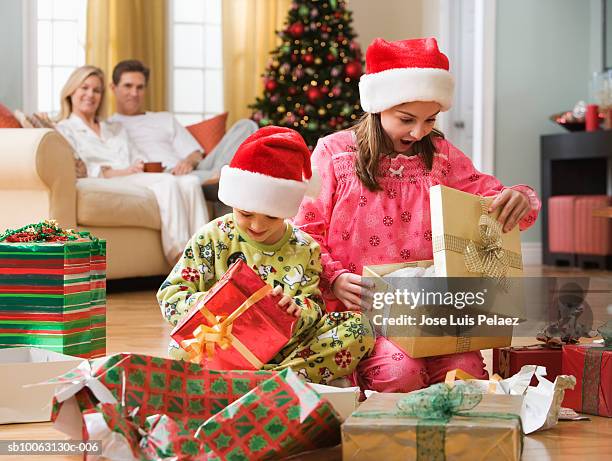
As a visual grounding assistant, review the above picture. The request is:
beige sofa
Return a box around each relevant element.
[1,128,187,279]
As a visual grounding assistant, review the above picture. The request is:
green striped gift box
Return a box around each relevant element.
[0,238,106,358]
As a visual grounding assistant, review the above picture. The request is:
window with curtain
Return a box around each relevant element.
[35,0,87,115]
[169,0,223,125]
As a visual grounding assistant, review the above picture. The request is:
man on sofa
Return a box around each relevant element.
[108,59,258,188]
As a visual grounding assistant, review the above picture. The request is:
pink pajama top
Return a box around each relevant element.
[293,130,541,310]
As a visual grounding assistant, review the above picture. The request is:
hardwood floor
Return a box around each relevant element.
[0,265,610,460]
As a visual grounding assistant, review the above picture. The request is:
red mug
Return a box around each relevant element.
[143,162,164,173]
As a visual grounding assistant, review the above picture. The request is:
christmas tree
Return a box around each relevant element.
[250,0,363,149]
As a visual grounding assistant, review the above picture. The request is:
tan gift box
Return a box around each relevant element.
[363,261,512,358]
[361,185,525,358]
[0,347,85,424]
[342,392,523,461]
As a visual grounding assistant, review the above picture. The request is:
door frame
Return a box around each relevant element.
[438,0,496,174]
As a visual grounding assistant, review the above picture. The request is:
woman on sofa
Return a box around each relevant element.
[56,65,208,264]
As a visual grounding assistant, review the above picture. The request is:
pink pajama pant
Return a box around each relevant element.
[354,337,488,392]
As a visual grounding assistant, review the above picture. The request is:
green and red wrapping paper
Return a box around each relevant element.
[171,259,296,370]
[562,343,611,417]
[0,227,106,358]
[48,353,341,460]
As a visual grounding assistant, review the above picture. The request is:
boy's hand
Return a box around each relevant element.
[271,285,301,317]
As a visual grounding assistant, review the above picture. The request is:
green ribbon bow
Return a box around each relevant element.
[353,383,523,461]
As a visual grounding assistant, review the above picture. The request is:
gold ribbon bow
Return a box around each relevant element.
[432,199,522,287]
[180,284,272,369]
[463,214,510,282]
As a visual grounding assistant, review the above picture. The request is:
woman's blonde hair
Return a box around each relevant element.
[352,112,443,191]
[57,65,106,122]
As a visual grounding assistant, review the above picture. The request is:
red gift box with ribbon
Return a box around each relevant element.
[492,345,563,386]
[170,259,296,370]
[562,343,611,417]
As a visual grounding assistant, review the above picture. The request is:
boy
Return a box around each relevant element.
[157,126,374,384]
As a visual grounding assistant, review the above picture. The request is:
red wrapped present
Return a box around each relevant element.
[562,343,612,417]
[171,260,296,370]
[493,345,563,386]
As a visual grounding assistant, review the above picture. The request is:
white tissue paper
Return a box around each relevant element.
[454,365,576,434]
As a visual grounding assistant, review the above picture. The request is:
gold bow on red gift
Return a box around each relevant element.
[180,284,272,368]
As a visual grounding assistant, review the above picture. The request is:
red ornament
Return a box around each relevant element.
[306,86,322,103]
[298,108,306,116]
[329,118,337,128]
[326,53,335,62]
[335,11,342,18]
[288,22,305,38]
[303,54,314,65]
[265,80,278,92]
[288,86,297,95]
[344,61,362,79]
[320,86,330,94]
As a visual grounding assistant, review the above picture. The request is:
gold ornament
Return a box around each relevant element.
[277,106,286,113]
[318,108,326,115]
[315,57,322,65]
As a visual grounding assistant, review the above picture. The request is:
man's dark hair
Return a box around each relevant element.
[112,60,150,85]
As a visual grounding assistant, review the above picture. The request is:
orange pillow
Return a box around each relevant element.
[0,103,22,128]
[186,112,228,154]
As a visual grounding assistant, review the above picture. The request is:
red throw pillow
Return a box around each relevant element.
[0,103,22,128]
[186,112,228,154]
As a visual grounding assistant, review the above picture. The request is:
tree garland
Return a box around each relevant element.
[0,220,80,243]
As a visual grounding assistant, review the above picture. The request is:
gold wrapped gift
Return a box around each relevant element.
[361,185,526,358]
[342,390,523,461]
[362,261,512,358]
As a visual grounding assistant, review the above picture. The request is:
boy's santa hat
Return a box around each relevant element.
[359,37,455,113]
[218,126,320,218]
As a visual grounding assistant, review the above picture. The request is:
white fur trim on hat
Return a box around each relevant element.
[359,67,455,113]
[218,166,319,218]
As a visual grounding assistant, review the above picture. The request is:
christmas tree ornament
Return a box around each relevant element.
[265,80,278,92]
[303,54,314,64]
[277,106,286,113]
[299,4,309,16]
[331,66,342,77]
[315,57,322,65]
[288,22,305,38]
[318,108,326,116]
[310,9,319,18]
[307,86,322,103]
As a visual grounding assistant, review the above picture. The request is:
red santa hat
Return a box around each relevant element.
[359,37,455,113]
[218,126,320,218]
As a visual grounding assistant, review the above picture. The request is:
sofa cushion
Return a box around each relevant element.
[76,178,161,230]
[186,112,228,154]
[0,104,21,128]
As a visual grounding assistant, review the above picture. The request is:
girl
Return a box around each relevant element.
[293,37,541,392]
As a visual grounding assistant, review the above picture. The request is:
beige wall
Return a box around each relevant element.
[350,0,433,50]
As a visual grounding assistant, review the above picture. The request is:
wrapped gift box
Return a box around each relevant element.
[171,259,296,370]
[493,345,563,386]
[48,353,341,460]
[363,259,512,358]
[562,343,611,417]
[0,232,107,358]
[342,387,523,461]
[307,383,360,421]
[0,347,85,424]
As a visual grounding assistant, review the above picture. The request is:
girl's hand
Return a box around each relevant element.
[332,273,373,311]
[271,285,301,317]
[489,189,531,232]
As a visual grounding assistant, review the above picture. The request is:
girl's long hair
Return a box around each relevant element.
[352,112,443,191]
[57,66,106,122]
